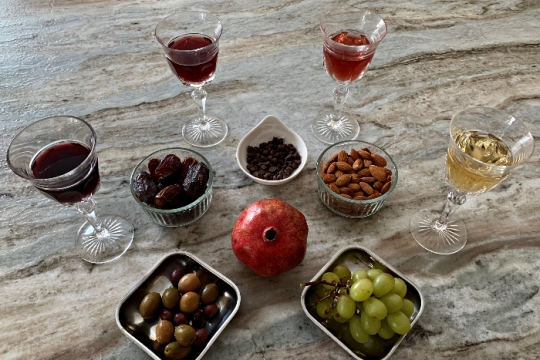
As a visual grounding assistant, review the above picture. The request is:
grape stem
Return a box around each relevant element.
[302,280,352,311]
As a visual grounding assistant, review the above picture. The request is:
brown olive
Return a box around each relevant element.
[196,268,214,288]
[155,319,175,344]
[139,292,161,319]
[174,324,197,347]
[178,273,201,293]
[203,303,219,318]
[180,291,200,313]
[164,341,191,360]
[200,283,219,304]
[162,287,180,310]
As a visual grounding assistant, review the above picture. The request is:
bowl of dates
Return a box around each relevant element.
[236,115,308,185]
[301,245,424,360]
[317,140,398,218]
[130,148,213,227]
[116,251,241,360]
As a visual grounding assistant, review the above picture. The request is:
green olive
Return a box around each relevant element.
[177,273,201,293]
[155,319,175,344]
[164,341,191,360]
[174,324,197,347]
[200,283,219,304]
[196,268,214,288]
[162,287,180,310]
[180,292,200,313]
[139,292,161,319]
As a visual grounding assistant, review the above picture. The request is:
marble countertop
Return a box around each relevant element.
[1,1,539,359]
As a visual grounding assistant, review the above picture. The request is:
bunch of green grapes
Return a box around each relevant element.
[306,265,415,344]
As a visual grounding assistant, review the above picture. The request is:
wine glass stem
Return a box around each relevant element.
[76,198,109,238]
[437,189,467,226]
[191,87,208,123]
[332,84,349,122]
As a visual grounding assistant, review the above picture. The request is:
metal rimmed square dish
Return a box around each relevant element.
[301,246,424,360]
[116,251,241,360]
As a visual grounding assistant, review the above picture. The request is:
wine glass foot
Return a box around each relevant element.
[182,115,228,147]
[77,215,134,264]
[312,114,360,144]
[409,210,467,255]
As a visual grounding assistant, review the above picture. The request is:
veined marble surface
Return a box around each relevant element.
[1,0,539,359]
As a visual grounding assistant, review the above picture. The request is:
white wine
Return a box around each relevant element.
[446,131,512,194]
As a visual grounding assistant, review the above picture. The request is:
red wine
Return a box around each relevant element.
[167,34,218,84]
[324,31,374,83]
[32,141,100,204]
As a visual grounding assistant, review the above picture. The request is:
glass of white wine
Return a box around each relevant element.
[410,107,534,255]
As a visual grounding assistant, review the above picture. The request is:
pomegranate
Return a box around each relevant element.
[231,198,308,277]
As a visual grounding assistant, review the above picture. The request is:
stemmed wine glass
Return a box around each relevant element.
[6,116,134,264]
[409,107,534,255]
[155,11,227,148]
[313,9,387,144]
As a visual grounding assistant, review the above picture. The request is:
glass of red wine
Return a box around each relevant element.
[6,116,134,264]
[155,11,227,148]
[313,9,387,144]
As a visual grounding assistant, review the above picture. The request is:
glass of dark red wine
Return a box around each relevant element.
[313,9,387,144]
[6,116,134,264]
[155,11,227,148]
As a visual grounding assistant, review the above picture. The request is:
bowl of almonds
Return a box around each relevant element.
[316,140,398,218]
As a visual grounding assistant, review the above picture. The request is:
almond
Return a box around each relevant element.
[353,191,365,197]
[350,149,360,161]
[341,193,352,199]
[359,182,375,195]
[335,174,352,187]
[329,182,339,193]
[364,159,373,167]
[371,153,387,167]
[339,187,353,196]
[322,160,332,173]
[358,149,371,159]
[336,161,353,173]
[352,159,363,172]
[381,181,391,194]
[327,162,336,174]
[323,174,337,183]
[347,183,361,192]
[373,181,383,191]
[338,150,348,163]
[347,157,355,166]
[385,168,392,176]
[359,176,376,183]
[350,174,361,183]
[386,174,392,182]
[330,153,339,162]
[369,165,388,182]
[353,195,368,200]
[367,193,380,200]
[334,170,344,178]
[358,168,372,177]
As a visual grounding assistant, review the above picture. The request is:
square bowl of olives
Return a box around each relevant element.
[130,147,213,227]
[300,245,424,360]
[115,251,241,360]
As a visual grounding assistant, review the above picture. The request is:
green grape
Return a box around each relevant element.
[332,310,350,323]
[360,310,381,335]
[372,273,395,297]
[336,295,356,320]
[400,299,415,317]
[333,265,352,284]
[352,269,368,283]
[363,297,387,320]
[316,298,333,319]
[349,315,370,343]
[390,278,407,298]
[349,278,373,302]
[386,311,411,335]
[321,272,340,290]
[377,318,395,339]
[378,293,403,314]
[367,269,383,281]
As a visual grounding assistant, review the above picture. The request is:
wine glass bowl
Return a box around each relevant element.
[6,116,134,264]
[313,9,387,144]
[410,107,534,255]
[155,11,228,148]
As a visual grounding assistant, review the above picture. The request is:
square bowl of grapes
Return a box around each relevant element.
[116,251,241,360]
[300,245,424,360]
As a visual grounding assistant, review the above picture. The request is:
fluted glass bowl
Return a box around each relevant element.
[130,148,213,227]
[316,140,398,218]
